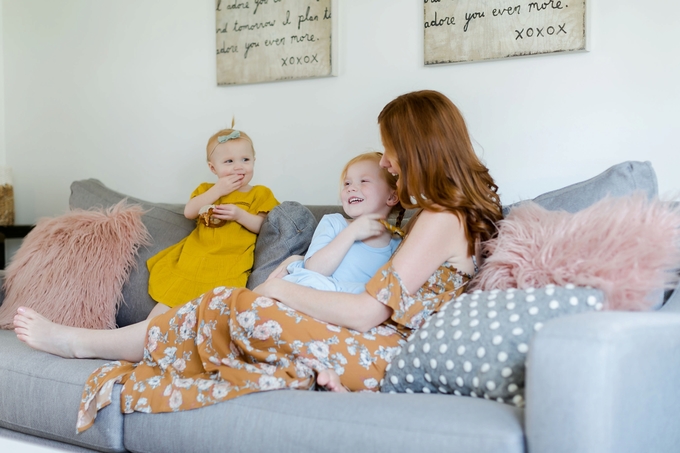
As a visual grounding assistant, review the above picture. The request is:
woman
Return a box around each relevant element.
[13,90,503,432]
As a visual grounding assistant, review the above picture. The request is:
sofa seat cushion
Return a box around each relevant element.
[123,390,525,453]
[0,330,126,452]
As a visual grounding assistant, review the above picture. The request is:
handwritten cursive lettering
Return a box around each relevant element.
[233,19,276,32]
[244,41,260,58]
[280,54,319,66]
[463,11,485,32]
[217,0,250,11]
[265,37,286,46]
[298,6,319,30]
[515,23,566,39]
[528,0,563,12]
[217,42,239,54]
[424,11,456,28]
[493,5,521,16]
[291,33,316,43]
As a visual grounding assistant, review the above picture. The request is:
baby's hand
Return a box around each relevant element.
[214,174,244,196]
[347,214,387,241]
[210,204,243,222]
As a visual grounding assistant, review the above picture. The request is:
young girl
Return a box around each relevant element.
[146,124,279,317]
[14,90,503,432]
[279,152,403,294]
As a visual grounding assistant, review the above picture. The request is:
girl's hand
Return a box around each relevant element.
[214,174,244,196]
[346,214,387,241]
[211,204,243,222]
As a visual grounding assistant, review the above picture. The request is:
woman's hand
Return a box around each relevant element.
[253,277,282,299]
[266,255,304,281]
[253,279,392,333]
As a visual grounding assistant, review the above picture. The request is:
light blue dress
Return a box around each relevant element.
[283,213,401,294]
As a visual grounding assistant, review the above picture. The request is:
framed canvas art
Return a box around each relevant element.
[216,0,336,85]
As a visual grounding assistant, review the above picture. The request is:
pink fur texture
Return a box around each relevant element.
[0,201,150,329]
[470,194,680,311]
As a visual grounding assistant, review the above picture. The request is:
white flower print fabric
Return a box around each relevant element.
[77,261,471,433]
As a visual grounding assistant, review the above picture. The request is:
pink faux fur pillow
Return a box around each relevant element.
[0,200,150,329]
[470,194,680,311]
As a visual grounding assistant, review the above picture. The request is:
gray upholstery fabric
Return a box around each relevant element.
[661,277,680,312]
[0,330,125,452]
[0,427,101,452]
[69,179,194,327]
[526,311,680,453]
[123,390,525,453]
[504,161,658,215]
[0,161,672,453]
[246,202,317,290]
[381,286,604,404]
[302,204,344,223]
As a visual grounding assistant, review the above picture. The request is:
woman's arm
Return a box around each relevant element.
[255,278,392,332]
[255,210,467,332]
[389,210,467,294]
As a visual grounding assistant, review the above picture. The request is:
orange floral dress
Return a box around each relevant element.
[76,261,472,433]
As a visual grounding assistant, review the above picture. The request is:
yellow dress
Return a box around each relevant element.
[76,259,473,433]
[147,183,279,307]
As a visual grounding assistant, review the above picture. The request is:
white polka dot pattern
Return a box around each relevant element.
[380,286,604,406]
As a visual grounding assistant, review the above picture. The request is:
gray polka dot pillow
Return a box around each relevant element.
[380,285,604,406]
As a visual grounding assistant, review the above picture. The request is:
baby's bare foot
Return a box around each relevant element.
[13,307,79,358]
[317,369,348,393]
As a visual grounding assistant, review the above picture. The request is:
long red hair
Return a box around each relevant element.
[378,90,503,256]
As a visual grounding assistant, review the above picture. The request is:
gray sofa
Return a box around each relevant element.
[1,161,679,453]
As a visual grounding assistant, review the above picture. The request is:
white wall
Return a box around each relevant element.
[2,0,679,224]
[0,0,5,166]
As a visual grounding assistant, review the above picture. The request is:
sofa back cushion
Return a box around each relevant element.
[68,181,338,326]
[503,160,657,215]
[65,160,660,326]
[70,179,194,326]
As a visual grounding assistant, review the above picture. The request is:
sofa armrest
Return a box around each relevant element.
[525,311,680,453]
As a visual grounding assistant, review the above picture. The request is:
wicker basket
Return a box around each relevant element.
[0,166,14,226]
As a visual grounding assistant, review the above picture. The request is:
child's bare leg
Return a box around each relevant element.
[317,369,348,393]
[147,302,170,320]
[13,307,149,362]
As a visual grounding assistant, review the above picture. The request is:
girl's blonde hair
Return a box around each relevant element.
[378,90,503,256]
[205,118,255,161]
[340,151,405,228]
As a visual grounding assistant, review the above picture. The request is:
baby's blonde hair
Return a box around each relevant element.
[340,151,405,227]
[205,118,255,161]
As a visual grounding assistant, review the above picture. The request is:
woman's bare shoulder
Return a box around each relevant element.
[409,209,463,234]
